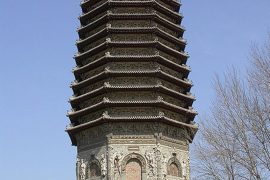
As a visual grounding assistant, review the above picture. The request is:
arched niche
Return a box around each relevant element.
[167,156,182,177]
[88,158,101,179]
[121,153,147,180]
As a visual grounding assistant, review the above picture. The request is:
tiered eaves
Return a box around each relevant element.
[67,0,197,146]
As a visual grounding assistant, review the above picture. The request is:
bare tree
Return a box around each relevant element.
[192,36,270,180]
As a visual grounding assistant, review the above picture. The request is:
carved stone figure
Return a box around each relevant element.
[182,160,187,179]
[113,154,122,180]
[79,159,87,180]
[161,154,168,179]
[100,154,107,177]
[76,158,81,180]
[145,149,156,177]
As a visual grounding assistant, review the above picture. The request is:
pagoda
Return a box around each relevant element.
[66,0,198,179]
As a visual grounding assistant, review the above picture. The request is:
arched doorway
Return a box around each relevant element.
[125,158,142,180]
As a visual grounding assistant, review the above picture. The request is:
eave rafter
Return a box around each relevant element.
[77,12,185,38]
[67,97,197,121]
[74,40,189,65]
[69,83,196,107]
[80,0,181,15]
[70,68,193,93]
[79,0,182,25]
[66,115,197,146]
[76,26,187,52]
[72,54,190,79]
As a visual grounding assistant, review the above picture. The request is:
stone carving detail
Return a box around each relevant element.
[154,144,168,179]
[159,111,165,117]
[103,97,110,103]
[145,148,157,177]
[182,160,187,179]
[113,154,122,180]
[77,158,87,180]
[102,111,110,119]
[112,7,152,14]
[108,146,124,180]
[112,20,151,28]
[108,91,156,102]
[109,77,156,86]
[100,154,107,177]
[111,33,153,42]
[76,122,189,150]
[109,62,156,71]
[110,47,155,56]
[109,107,159,118]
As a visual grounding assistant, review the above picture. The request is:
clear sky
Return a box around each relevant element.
[0,0,269,179]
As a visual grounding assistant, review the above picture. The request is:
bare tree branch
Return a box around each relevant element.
[192,37,270,179]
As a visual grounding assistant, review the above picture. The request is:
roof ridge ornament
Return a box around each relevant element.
[102,111,110,119]
[105,52,111,57]
[104,66,110,72]
[70,80,78,87]
[106,23,112,28]
[159,111,165,117]
[107,10,112,15]
[103,97,110,103]
[106,38,111,43]
[156,80,162,86]
[184,78,192,84]
[157,96,164,102]
[104,82,111,88]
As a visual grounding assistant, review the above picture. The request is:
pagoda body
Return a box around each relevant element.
[66,0,197,179]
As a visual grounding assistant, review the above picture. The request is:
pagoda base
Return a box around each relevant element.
[75,122,190,180]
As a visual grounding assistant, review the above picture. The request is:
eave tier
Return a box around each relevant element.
[72,55,191,79]
[74,41,189,64]
[67,99,197,120]
[76,26,186,51]
[77,13,185,38]
[80,0,181,14]
[79,0,182,25]
[66,116,197,146]
[70,69,192,92]
[69,84,196,107]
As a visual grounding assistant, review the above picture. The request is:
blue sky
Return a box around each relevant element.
[0,0,269,179]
